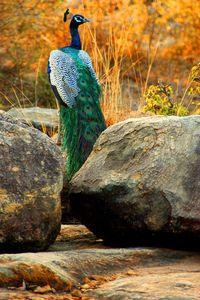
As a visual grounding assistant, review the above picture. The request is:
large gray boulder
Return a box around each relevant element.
[0,113,63,252]
[69,116,200,247]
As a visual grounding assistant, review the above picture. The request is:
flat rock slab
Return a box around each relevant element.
[8,107,58,136]
[89,264,200,300]
[0,225,200,299]
[49,225,105,251]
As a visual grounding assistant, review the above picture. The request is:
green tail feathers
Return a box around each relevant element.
[60,64,106,182]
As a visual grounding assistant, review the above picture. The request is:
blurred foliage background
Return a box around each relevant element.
[1,0,200,123]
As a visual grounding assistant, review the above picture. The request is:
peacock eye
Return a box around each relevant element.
[80,93,84,97]
[86,105,90,110]
[74,16,83,23]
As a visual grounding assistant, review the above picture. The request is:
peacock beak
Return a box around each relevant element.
[84,18,90,23]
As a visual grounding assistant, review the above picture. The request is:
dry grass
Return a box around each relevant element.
[1,0,200,126]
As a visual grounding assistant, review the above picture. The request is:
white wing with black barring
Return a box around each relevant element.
[78,50,100,86]
[49,50,80,108]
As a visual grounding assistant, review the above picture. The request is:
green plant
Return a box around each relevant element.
[190,63,200,82]
[188,64,200,114]
[143,81,189,116]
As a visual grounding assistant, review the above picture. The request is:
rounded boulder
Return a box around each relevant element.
[0,113,63,252]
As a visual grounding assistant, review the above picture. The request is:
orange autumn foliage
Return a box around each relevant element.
[0,0,200,123]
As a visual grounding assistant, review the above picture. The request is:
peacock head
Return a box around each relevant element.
[71,15,90,26]
[64,9,90,27]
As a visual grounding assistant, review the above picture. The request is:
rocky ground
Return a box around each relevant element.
[0,225,200,300]
[1,112,200,299]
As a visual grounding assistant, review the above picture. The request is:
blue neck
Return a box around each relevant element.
[70,24,81,50]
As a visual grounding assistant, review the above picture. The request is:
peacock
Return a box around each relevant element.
[48,9,106,182]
